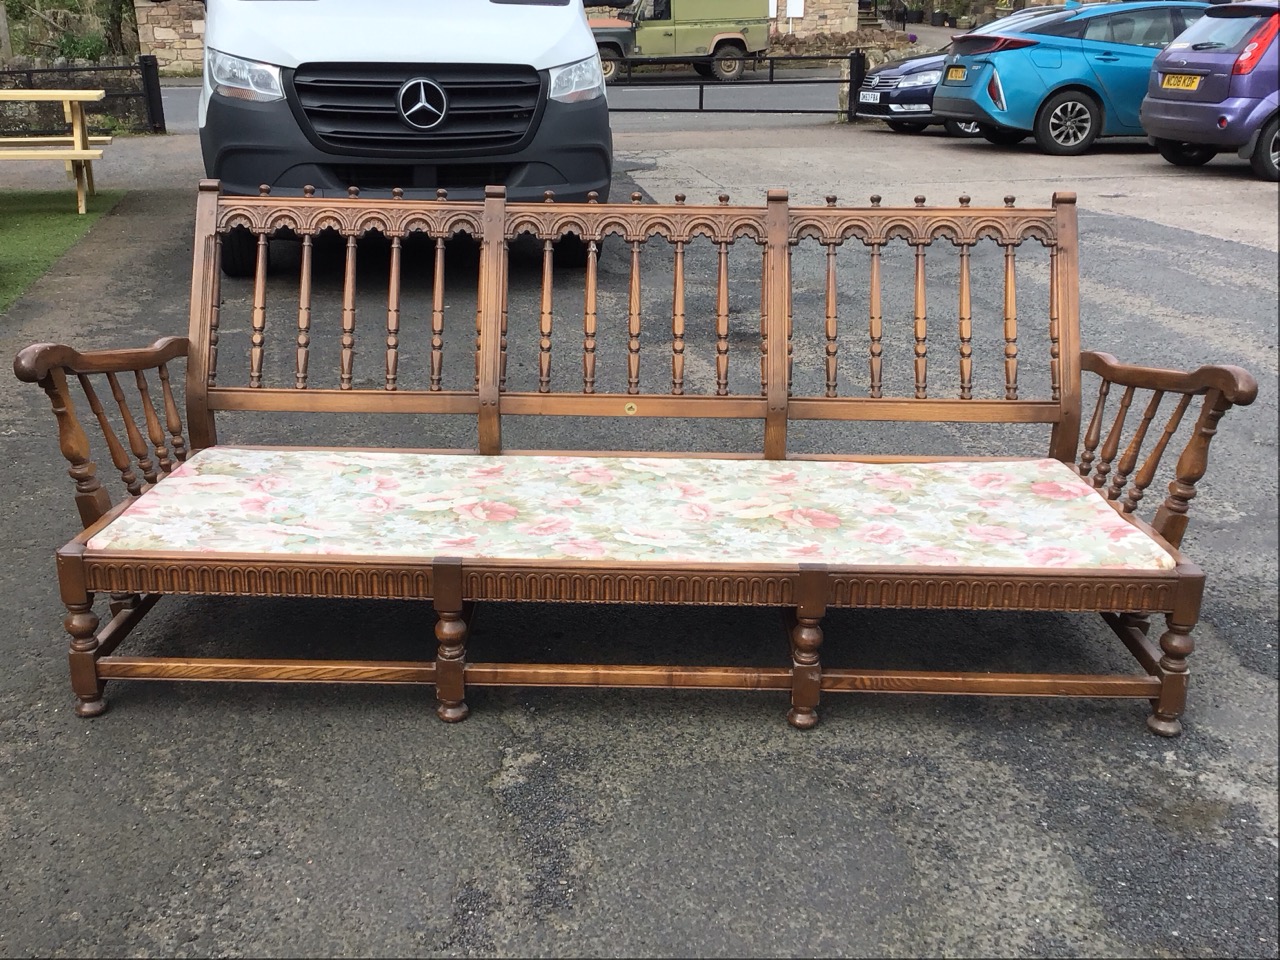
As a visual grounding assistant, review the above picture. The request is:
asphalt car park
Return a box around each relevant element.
[2,104,1276,958]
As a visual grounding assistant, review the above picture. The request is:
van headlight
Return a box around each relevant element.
[207,48,285,102]
[549,55,605,103]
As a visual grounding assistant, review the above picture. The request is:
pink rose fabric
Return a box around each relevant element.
[86,450,1175,570]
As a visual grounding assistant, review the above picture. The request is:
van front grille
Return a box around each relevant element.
[289,63,544,156]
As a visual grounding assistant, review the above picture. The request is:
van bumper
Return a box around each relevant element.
[200,94,613,202]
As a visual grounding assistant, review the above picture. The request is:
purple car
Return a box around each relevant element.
[1140,0,1279,180]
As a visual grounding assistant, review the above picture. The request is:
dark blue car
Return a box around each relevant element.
[856,51,980,135]
[856,5,1070,136]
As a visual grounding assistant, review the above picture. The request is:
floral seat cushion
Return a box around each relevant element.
[84,447,1177,572]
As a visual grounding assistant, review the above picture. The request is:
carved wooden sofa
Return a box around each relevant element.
[14,180,1256,734]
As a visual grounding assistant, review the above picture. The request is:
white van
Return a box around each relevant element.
[198,0,613,208]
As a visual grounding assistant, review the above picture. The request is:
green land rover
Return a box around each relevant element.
[590,0,772,82]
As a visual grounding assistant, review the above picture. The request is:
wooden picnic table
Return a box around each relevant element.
[0,89,109,213]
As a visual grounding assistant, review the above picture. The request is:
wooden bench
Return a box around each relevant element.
[13,180,1257,734]
[0,89,108,213]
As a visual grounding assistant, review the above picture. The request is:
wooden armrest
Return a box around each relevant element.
[1081,351,1258,406]
[1077,351,1257,549]
[14,337,192,530]
[14,337,190,383]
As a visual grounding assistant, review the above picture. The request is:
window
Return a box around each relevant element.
[1028,14,1086,38]
[1174,9,1276,54]
[1084,9,1178,47]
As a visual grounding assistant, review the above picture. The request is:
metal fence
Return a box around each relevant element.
[604,51,868,121]
[0,55,166,135]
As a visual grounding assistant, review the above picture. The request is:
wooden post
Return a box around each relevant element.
[476,186,506,455]
[763,189,790,460]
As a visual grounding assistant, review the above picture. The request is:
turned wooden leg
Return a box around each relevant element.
[1148,616,1194,737]
[434,607,470,723]
[64,598,107,717]
[432,558,469,723]
[787,565,828,730]
[787,613,823,730]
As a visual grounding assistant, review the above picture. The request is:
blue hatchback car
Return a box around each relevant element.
[932,0,1211,154]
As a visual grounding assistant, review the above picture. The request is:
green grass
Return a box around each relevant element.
[0,189,125,315]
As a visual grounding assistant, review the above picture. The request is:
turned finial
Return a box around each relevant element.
[302,185,315,198]
[436,188,448,201]
[959,195,971,207]
[258,184,270,196]
[675,193,685,204]
[870,195,882,207]
[587,191,600,203]
[391,187,404,200]
[825,195,837,207]
[1004,195,1016,207]
[718,193,729,205]
[544,190,556,203]
[631,192,643,204]
[347,186,360,199]
[914,195,926,207]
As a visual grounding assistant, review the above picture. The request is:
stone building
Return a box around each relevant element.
[132,0,205,75]
[134,0,901,75]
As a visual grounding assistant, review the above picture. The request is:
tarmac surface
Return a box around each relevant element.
[1,81,1277,958]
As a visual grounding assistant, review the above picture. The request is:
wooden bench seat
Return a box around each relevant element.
[13,180,1257,733]
[0,147,103,160]
[0,136,113,147]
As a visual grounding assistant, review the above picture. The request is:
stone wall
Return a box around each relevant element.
[133,0,204,76]
[775,0,864,36]
[1,62,157,134]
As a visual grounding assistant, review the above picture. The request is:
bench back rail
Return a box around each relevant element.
[192,183,1084,456]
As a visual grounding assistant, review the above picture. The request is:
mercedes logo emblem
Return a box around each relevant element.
[397,78,448,131]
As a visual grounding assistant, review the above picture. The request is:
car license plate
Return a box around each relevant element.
[946,66,966,81]
[1161,73,1201,90]
[858,91,880,103]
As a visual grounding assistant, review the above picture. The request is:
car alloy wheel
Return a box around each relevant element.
[1035,90,1100,156]
[1251,116,1279,182]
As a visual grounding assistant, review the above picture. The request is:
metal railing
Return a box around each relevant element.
[605,51,868,120]
[0,55,166,134]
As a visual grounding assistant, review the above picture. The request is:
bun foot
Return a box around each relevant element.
[436,700,470,723]
[787,706,818,730]
[1147,713,1182,737]
[75,697,108,718]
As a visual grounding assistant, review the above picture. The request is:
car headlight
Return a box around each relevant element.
[549,55,606,103]
[898,70,943,89]
[207,48,284,102]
